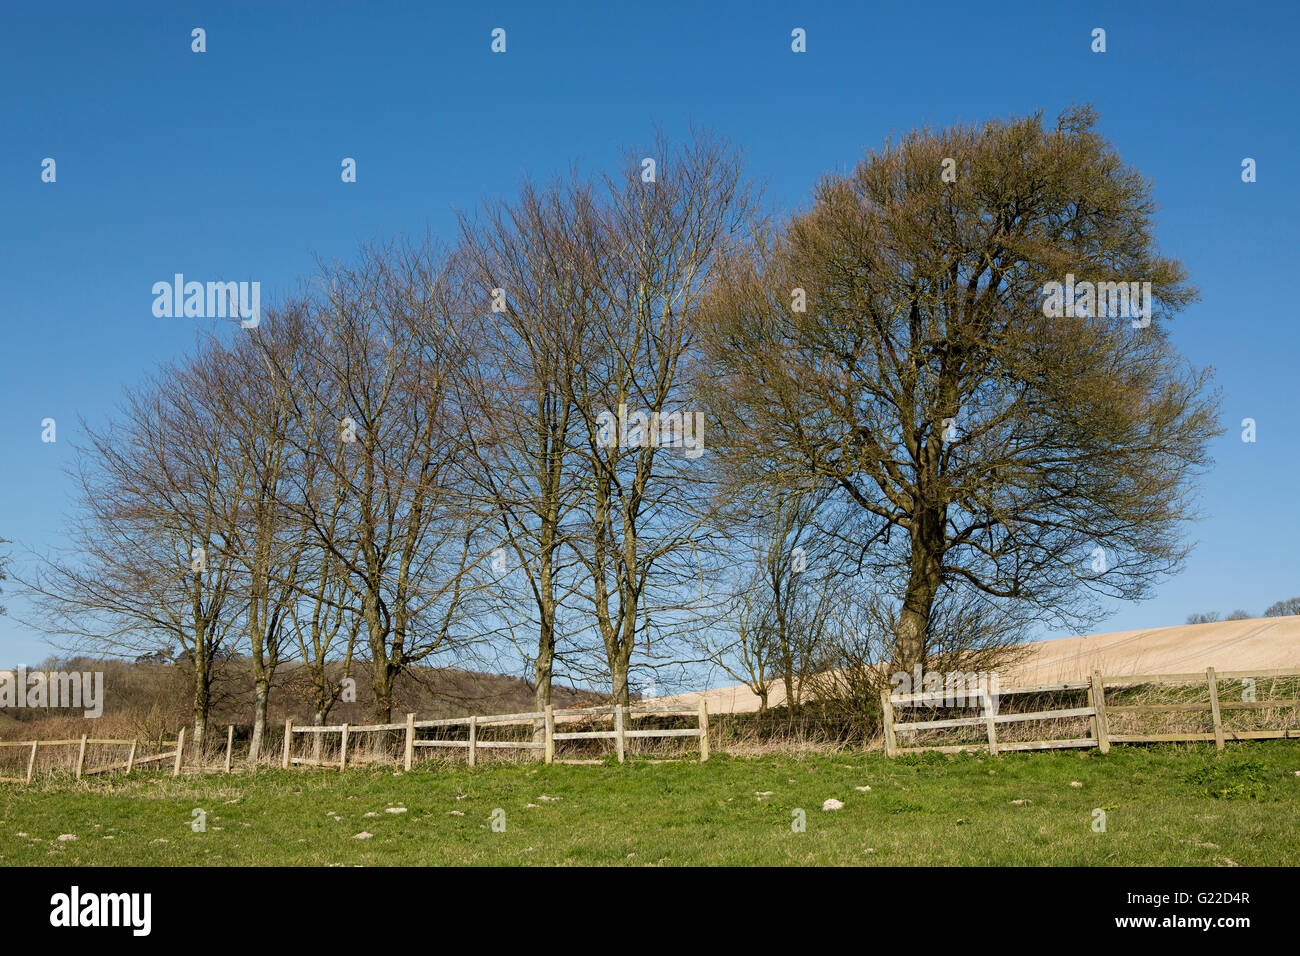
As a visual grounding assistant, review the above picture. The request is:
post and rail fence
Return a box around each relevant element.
[882,666,1300,757]
[4,666,1296,780]
[0,701,710,784]
[279,701,710,771]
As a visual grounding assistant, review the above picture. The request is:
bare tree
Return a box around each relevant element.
[267,241,486,723]
[454,179,593,715]
[21,349,242,753]
[568,129,758,702]
[1264,598,1300,618]
[201,315,317,760]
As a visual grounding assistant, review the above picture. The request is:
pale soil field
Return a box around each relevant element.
[653,617,1300,713]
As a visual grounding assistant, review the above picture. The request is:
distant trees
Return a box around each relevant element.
[1186,602,1300,624]
[1264,597,1300,618]
[1186,608,1294,623]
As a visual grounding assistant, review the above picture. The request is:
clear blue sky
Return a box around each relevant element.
[2,0,1298,667]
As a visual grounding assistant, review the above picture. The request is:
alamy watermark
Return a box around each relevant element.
[0,667,104,718]
[152,274,261,328]
[595,404,705,458]
[50,886,151,936]
[890,666,1000,713]
[1041,273,1152,327]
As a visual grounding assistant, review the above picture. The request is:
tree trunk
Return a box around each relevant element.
[896,509,944,672]
[534,614,554,743]
[191,657,210,758]
[249,680,269,762]
[191,708,207,761]
[611,658,630,705]
[371,656,395,725]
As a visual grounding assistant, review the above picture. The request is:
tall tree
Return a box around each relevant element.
[702,107,1220,671]
[273,241,484,723]
[205,318,312,760]
[454,179,593,716]
[22,351,242,753]
[569,130,758,702]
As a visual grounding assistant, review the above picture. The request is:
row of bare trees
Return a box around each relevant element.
[18,108,1221,745]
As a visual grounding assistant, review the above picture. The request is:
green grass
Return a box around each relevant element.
[3,743,1299,865]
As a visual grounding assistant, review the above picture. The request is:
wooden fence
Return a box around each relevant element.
[0,729,189,783]
[882,666,1300,757]
[281,701,710,770]
[1,701,709,785]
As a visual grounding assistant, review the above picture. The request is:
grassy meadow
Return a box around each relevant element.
[3,743,1299,866]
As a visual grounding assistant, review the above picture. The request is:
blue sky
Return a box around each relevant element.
[2,0,1298,667]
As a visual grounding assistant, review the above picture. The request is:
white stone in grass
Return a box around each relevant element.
[353,832,373,840]
[449,810,465,816]
[1010,799,1031,805]
[1070,781,1083,787]
[384,807,407,814]
[363,812,378,817]
[822,798,844,811]
[855,786,872,792]
[57,834,77,842]
[755,791,775,799]
[539,794,561,802]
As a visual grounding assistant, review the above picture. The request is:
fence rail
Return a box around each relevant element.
[279,701,710,771]
[1,700,710,785]
[883,666,1300,757]
[0,730,188,782]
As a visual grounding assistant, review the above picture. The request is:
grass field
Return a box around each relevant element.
[3,743,1299,866]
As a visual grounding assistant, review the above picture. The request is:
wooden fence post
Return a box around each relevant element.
[544,705,555,765]
[467,716,477,767]
[281,719,293,769]
[982,692,998,756]
[75,734,88,779]
[698,700,710,763]
[224,725,234,773]
[26,741,38,784]
[125,738,137,774]
[404,713,415,771]
[615,704,626,763]
[1207,667,1225,750]
[880,688,898,758]
[173,727,186,777]
[339,724,350,771]
[1091,672,1111,754]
